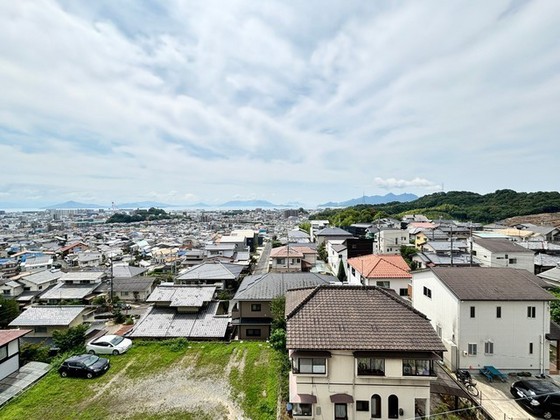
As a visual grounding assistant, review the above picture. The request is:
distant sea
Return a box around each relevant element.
[0,206,289,213]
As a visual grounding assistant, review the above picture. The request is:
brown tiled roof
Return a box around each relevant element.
[0,329,31,346]
[270,246,304,258]
[430,267,555,301]
[473,237,533,253]
[347,254,412,279]
[286,285,445,352]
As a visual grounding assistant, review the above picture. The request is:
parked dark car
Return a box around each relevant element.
[510,379,560,419]
[58,354,110,379]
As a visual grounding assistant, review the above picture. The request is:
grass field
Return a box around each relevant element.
[2,340,281,420]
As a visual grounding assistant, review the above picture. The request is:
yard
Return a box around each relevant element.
[2,340,282,420]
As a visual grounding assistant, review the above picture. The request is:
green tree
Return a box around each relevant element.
[0,296,20,328]
[52,324,88,353]
[550,289,560,324]
[337,262,347,282]
[400,245,418,270]
[271,296,286,331]
[298,222,311,234]
[269,328,286,351]
[317,242,327,262]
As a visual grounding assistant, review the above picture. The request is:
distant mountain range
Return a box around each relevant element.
[41,199,299,210]
[318,193,418,207]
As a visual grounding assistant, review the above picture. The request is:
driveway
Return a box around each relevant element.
[474,373,537,420]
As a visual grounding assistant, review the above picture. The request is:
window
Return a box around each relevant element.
[277,258,285,265]
[436,325,442,338]
[2,290,10,295]
[527,306,536,318]
[403,359,433,376]
[388,395,399,419]
[423,286,432,299]
[34,326,47,333]
[468,343,477,356]
[292,403,312,416]
[376,281,390,288]
[334,403,347,420]
[351,268,356,276]
[246,329,261,337]
[371,395,381,418]
[298,358,326,374]
[529,342,534,354]
[399,288,408,297]
[356,400,369,411]
[0,345,7,362]
[496,306,502,318]
[509,258,517,264]
[251,303,261,312]
[484,341,494,355]
[470,306,476,318]
[357,357,385,376]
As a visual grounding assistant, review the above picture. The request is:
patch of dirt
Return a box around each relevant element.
[503,212,560,228]
[100,365,246,420]
[225,347,247,376]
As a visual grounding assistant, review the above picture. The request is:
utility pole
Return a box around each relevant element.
[450,225,454,267]
[469,223,473,267]
[109,258,114,304]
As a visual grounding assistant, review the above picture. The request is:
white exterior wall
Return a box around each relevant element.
[291,350,433,420]
[412,270,550,373]
[412,271,460,369]
[0,339,21,381]
[471,242,534,273]
[376,230,409,254]
[458,300,549,373]
[364,277,411,297]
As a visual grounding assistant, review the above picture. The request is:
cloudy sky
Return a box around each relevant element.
[1,0,559,208]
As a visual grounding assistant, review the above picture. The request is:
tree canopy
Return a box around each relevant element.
[311,190,560,225]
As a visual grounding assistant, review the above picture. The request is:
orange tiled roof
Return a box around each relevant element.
[347,254,412,278]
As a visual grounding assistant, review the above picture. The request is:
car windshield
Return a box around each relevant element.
[109,336,124,345]
[82,355,99,367]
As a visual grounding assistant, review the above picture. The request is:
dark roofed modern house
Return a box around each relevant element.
[231,272,336,340]
[286,285,445,419]
[413,267,555,374]
[314,227,354,246]
[470,236,535,273]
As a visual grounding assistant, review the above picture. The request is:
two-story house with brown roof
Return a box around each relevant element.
[286,285,445,419]
[412,267,554,374]
[347,254,412,299]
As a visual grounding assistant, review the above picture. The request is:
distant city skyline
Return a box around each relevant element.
[1,1,559,208]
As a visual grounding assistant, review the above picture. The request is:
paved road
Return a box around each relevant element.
[253,241,271,275]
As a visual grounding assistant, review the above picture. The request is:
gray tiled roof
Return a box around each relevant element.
[176,262,243,281]
[130,301,230,339]
[20,269,62,285]
[538,266,560,283]
[112,276,155,292]
[473,237,533,253]
[39,283,99,300]
[316,227,353,237]
[233,273,337,301]
[147,285,216,307]
[9,306,86,327]
[60,271,105,282]
[286,285,445,352]
[430,267,554,301]
[111,264,148,278]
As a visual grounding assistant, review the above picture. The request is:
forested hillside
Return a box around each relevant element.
[311,190,560,225]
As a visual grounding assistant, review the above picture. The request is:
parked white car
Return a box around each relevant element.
[86,334,132,355]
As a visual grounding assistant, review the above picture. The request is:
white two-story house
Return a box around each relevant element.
[286,285,445,420]
[412,267,554,374]
[469,237,535,273]
[346,254,412,298]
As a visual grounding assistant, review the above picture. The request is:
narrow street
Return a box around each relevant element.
[252,241,271,275]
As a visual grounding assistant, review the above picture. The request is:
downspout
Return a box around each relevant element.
[540,300,546,376]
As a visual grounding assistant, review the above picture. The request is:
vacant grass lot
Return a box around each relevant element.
[2,340,281,420]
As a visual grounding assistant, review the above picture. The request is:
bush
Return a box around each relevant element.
[20,342,51,365]
[163,337,189,352]
[269,329,286,352]
[52,324,88,353]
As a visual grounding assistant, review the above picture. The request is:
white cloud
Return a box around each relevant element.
[374,177,441,190]
[0,1,559,206]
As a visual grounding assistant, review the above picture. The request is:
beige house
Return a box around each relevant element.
[286,285,445,420]
[8,306,93,341]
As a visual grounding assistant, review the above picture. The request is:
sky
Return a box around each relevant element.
[1,0,559,208]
